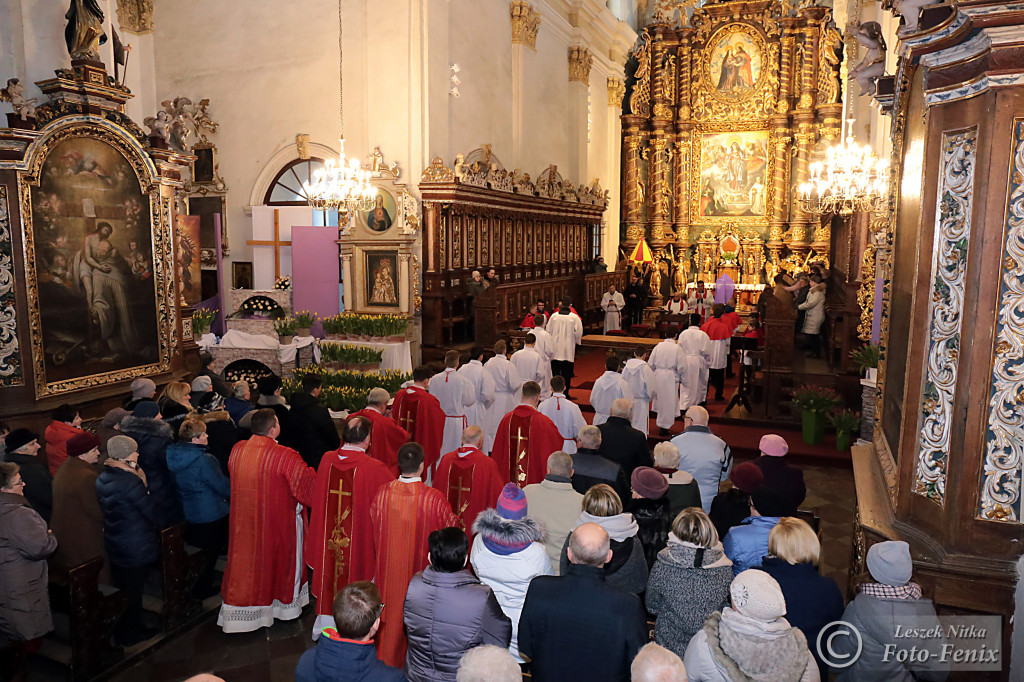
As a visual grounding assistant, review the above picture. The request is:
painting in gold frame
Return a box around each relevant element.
[690,124,774,227]
[18,122,174,398]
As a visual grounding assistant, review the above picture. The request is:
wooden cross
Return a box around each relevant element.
[246,209,292,280]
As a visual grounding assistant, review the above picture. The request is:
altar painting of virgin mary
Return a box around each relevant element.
[709,31,762,95]
[365,252,400,308]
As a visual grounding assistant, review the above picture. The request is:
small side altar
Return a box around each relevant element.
[205,329,320,379]
[225,288,292,335]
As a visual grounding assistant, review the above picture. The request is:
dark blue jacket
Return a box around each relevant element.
[118,415,183,528]
[165,442,230,524]
[295,631,406,682]
[95,467,161,569]
[224,396,254,426]
[759,557,845,680]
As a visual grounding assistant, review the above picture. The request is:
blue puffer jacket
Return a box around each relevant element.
[722,515,780,575]
[165,442,230,524]
[295,630,407,682]
[95,467,161,569]
[118,415,183,528]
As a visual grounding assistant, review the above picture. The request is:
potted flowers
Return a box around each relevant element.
[827,409,861,451]
[294,310,318,337]
[274,317,296,345]
[192,308,217,336]
[791,384,841,445]
[850,344,880,383]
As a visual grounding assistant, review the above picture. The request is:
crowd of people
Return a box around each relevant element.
[0,336,946,682]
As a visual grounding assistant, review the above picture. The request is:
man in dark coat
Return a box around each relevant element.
[597,399,652,480]
[256,374,291,436]
[2,429,53,524]
[519,523,647,682]
[198,351,231,398]
[285,374,341,469]
[623,274,648,327]
[752,434,805,516]
[571,426,628,501]
[118,401,183,527]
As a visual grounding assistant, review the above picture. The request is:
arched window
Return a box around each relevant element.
[263,158,325,205]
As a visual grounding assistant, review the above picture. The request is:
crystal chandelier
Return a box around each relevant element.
[798,123,889,216]
[303,0,376,218]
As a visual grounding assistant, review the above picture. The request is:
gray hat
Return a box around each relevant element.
[130,378,156,400]
[191,376,212,392]
[101,407,130,429]
[867,540,913,586]
[106,435,138,461]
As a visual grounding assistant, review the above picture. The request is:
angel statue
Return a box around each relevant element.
[65,0,107,61]
[673,254,687,293]
[1,79,38,121]
[849,22,887,97]
[143,110,172,146]
[649,257,663,299]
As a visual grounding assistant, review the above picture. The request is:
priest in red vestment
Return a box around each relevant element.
[348,387,410,476]
[370,442,458,667]
[492,381,564,486]
[218,409,316,633]
[432,424,504,543]
[305,416,393,639]
[390,367,445,472]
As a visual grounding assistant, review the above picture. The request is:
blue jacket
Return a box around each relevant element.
[295,630,406,682]
[95,467,161,569]
[722,515,779,575]
[224,396,254,426]
[166,442,230,524]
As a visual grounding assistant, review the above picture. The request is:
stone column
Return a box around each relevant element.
[568,45,593,186]
[510,1,540,170]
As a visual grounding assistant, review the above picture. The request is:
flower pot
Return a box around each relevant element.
[297,326,312,337]
[360,362,381,372]
[835,429,852,451]
[865,367,877,383]
[386,335,405,343]
[278,334,294,345]
[802,410,826,445]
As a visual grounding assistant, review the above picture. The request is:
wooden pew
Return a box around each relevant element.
[159,523,206,630]
[49,557,126,681]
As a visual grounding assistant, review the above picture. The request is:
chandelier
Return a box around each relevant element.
[797,126,889,216]
[303,1,376,218]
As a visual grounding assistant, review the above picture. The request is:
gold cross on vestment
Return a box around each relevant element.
[246,209,292,280]
[327,478,354,584]
[399,411,415,432]
[449,473,473,526]
[514,427,529,483]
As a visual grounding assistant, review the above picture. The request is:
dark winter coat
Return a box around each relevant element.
[224,396,255,426]
[631,496,672,568]
[50,456,108,582]
[597,416,652,479]
[95,466,161,569]
[2,451,53,524]
[157,398,192,435]
[571,447,628,501]
[754,455,806,516]
[403,567,511,682]
[759,557,845,680]
[558,527,649,595]
[646,539,733,658]
[118,415,183,527]
[285,392,341,468]
[200,410,240,475]
[165,441,230,524]
[0,492,58,641]
[519,563,648,682]
[658,467,704,520]
[709,488,754,543]
[295,632,407,682]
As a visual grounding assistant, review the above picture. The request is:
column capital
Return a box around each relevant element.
[607,77,625,107]
[569,46,593,86]
[510,1,541,50]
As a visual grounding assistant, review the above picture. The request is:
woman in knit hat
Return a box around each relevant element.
[683,569,819,681]
[652,441,702,519]
[470,483,552,662]
[833,540,946,681]
[50,432,110,582]
[558,484,649,594]
[647,507,733,660]
[752,433,805,515]
[629,466,672,568]
[1,429,53,524]
[97,407,129,458]
[709,461,764,542]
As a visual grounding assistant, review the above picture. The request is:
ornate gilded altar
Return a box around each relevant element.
[621,0,843,288]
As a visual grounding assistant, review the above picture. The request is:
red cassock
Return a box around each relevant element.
[701,316,736,341]
[348,407,410,476]
[722,310,742,333]
[492,405,564,486]
[305,446,393,624]
[432,446,504,543]
[391,385,445,470]
[221,435,316,608]
[371,480,458,667]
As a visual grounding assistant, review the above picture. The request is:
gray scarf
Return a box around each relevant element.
[704,609,808,682]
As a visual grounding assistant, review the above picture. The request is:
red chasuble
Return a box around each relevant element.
[492,405,564,486]
[391,386,445,470]
[432,446,504,542]
[348,407,410,476]
[701,316,736,341]
[305,446,393,623]
[221,435,316,608]
[371,480,458,667]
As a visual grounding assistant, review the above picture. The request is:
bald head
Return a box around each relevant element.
[461,425,483,447]
[630,643,687,682]
[367,387,390,409]
[577,425,601,450]
[685,405,709,426]
[568,523,612,567]
[546,451,574,478]
[610,398,633,419]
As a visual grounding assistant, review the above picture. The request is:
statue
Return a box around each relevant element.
[143,110,172,145]
[649,259,663,300]
[1,79,38,121]
[673,255,687,293]
[849,22,887,97]
[65,0,107,61]
[896,0,940,35]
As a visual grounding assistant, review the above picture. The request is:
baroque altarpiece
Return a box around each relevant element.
[621,0,843,299]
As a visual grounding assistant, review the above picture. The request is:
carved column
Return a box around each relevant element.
[674,31,693,260]
[607,78,627,262]
[622,116,645,251]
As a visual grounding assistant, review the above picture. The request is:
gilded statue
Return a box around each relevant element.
[649,259,663,299]
[673,254,688,292]
[65,0,107,61]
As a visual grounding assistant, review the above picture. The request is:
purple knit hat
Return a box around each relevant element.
[496,483,527,520]
[477,484,538,556]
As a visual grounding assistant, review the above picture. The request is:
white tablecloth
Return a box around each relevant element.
[320,339,413,373]
[198,333,218,351]
[217,329,321,364]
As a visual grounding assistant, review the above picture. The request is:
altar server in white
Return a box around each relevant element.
[589,355,634,426]
[510,333,548,399]
[546,302,584,398]
[601,284,626,333]
[648,330,687,436]
[429,350,476,456]
[663,292,688,315]
[528,314,555,398]
[538,376,586,454]
[621,346,657,436]
[483,340,523,453]
[458,346,496,432]
[688,282,715,323]
[678,312,712,410]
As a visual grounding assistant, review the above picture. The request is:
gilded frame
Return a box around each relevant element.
[16,119,176,398]
[691,22,779,122]
[689,121,775,229]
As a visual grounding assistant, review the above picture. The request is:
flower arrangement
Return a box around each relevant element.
[320,343,384,366]
[294,310,318,328]
[192,308,217,335]
[827,408,861,433]
[274,276,292,290]
[849,344,880,373]
[239,295,285,319]
[273,317,297,336]
[790,385,841,414]
[285,367,413,412]
[321,313,407,339]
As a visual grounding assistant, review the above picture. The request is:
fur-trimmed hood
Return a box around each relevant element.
[472,508,545,545]
[118,415,174,439]
[200,409,232,423]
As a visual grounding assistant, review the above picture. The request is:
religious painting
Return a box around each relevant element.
[192,145,216,184]
[693,129,771,222]
[22,130,167,396]
[359,189,396,233]
[365,251,400,308]
[232,261,253,289]
[174,214,202,306]
[706,25,764,98]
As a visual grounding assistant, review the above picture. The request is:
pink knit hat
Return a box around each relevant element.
[759,434,789,457]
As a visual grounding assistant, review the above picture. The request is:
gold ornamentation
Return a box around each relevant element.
[688,121,776,228]
[857,241,877,342]
[629,34,652,117]
[568,46,593,85]
[692,23,779,121]
[816,17,843,106]
[0,185,23,386]
[607,78,626,107]
[510,1,541,49]
[116,0,154,33]
[421,157,456,183]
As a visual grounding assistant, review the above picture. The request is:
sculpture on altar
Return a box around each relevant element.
[1,79,38,121]
[64,0,107,61]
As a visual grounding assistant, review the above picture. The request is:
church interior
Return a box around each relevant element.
[1,0,1023,679]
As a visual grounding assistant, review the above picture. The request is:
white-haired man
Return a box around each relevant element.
[523,451,584,574]
[631,643,688,682]
[456,645,521,682]
[348,388,410,476]
[669,406,731,512]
